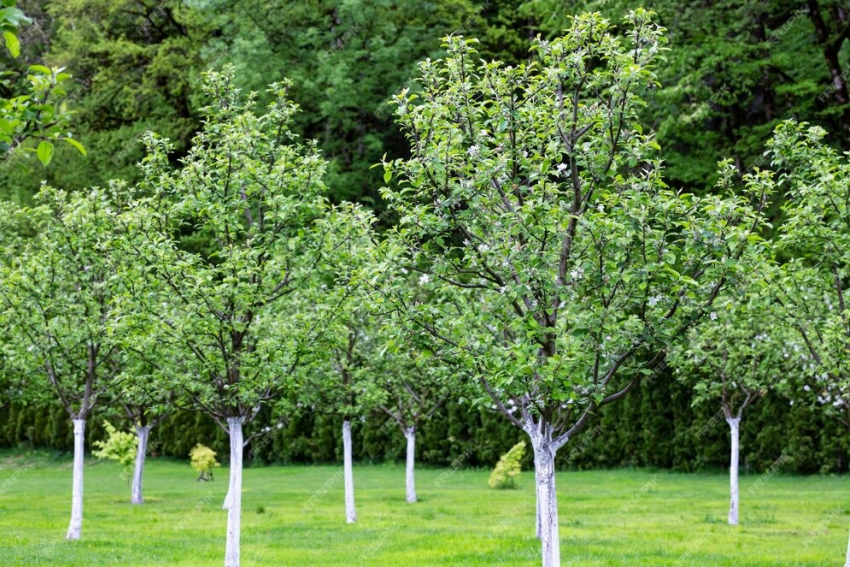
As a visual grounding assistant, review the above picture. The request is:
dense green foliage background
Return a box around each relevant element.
[2,0,849,473]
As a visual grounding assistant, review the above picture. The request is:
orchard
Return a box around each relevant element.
[0,3,848,566]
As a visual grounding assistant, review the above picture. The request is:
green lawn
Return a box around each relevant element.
[0,452,847,566]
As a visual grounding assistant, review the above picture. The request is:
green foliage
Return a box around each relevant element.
[0,0,81,164]
[189,443,219,480]
[378,11,770,452]
[373,337,459,434]
[488,440,525,489]
[0,2,29,59]
[520,0,850,195]
[295,307,388,421]
[16,0,205,193]
[91,420,137,474]
[202,0,479,209]
[0,185,125,418]
[668,284,798,421]
[768,121,850,427]
[115,66,374,428]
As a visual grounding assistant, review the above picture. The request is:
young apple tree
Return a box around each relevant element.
[763,121,850,564]
[375,275,459,503]
[296,304,385,524]
[374,345,454,504]
[668,290,793,526]
[112,358,174,505]
[376,12,770,565]
[0,186,125,541]
[115,67,370,566]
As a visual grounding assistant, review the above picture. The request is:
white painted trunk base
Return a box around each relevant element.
[404,426,416,503]
[66,419,85,540]
[223,418,244,567]
[131,425,151,505]
[532,441,560,567]
[343,420,356,523]
[727,417,740,526]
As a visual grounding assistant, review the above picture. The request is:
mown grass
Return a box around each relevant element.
[0,450,847,565]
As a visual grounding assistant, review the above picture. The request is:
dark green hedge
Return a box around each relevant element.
[2,373,846,474]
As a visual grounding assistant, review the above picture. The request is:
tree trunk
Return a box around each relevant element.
[535,479,543,539]
[404,426,416,503]
[343,420,356,523]
[531,438,560,567]
[727,417,740,526]
[131,425,151,505]
[223,417,244,567]
[66,419,85,540]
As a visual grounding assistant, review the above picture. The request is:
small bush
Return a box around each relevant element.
[488,441,525,489]
[190,443,220,481]
[92,421,137,477]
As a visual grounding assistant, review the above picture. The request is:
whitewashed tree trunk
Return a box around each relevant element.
[535,482,542,539]
[404,426,417,503]
[131,425,151,505]
[726,417,740,526]
[66,419,85,540]
[222,417,244,567]
[342,420,356,523]
[531,436,560,567]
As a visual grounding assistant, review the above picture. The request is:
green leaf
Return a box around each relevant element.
[64,137,86,156]
[383,170,392,183]
[36,141,53,167]
[0,7,29,27]
[3,30,18,58]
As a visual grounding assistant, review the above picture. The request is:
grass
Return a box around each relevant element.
[0,451,847,566]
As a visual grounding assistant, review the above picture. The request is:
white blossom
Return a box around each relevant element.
[419,274,430,285]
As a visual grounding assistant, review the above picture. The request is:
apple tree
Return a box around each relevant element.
[0,185,125,540]
[376,12,771,565]
[115,67,370,566]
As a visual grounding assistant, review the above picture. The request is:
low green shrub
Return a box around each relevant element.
[92,421,137,477]
[488,441,525,489]
[189,443,219,481]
